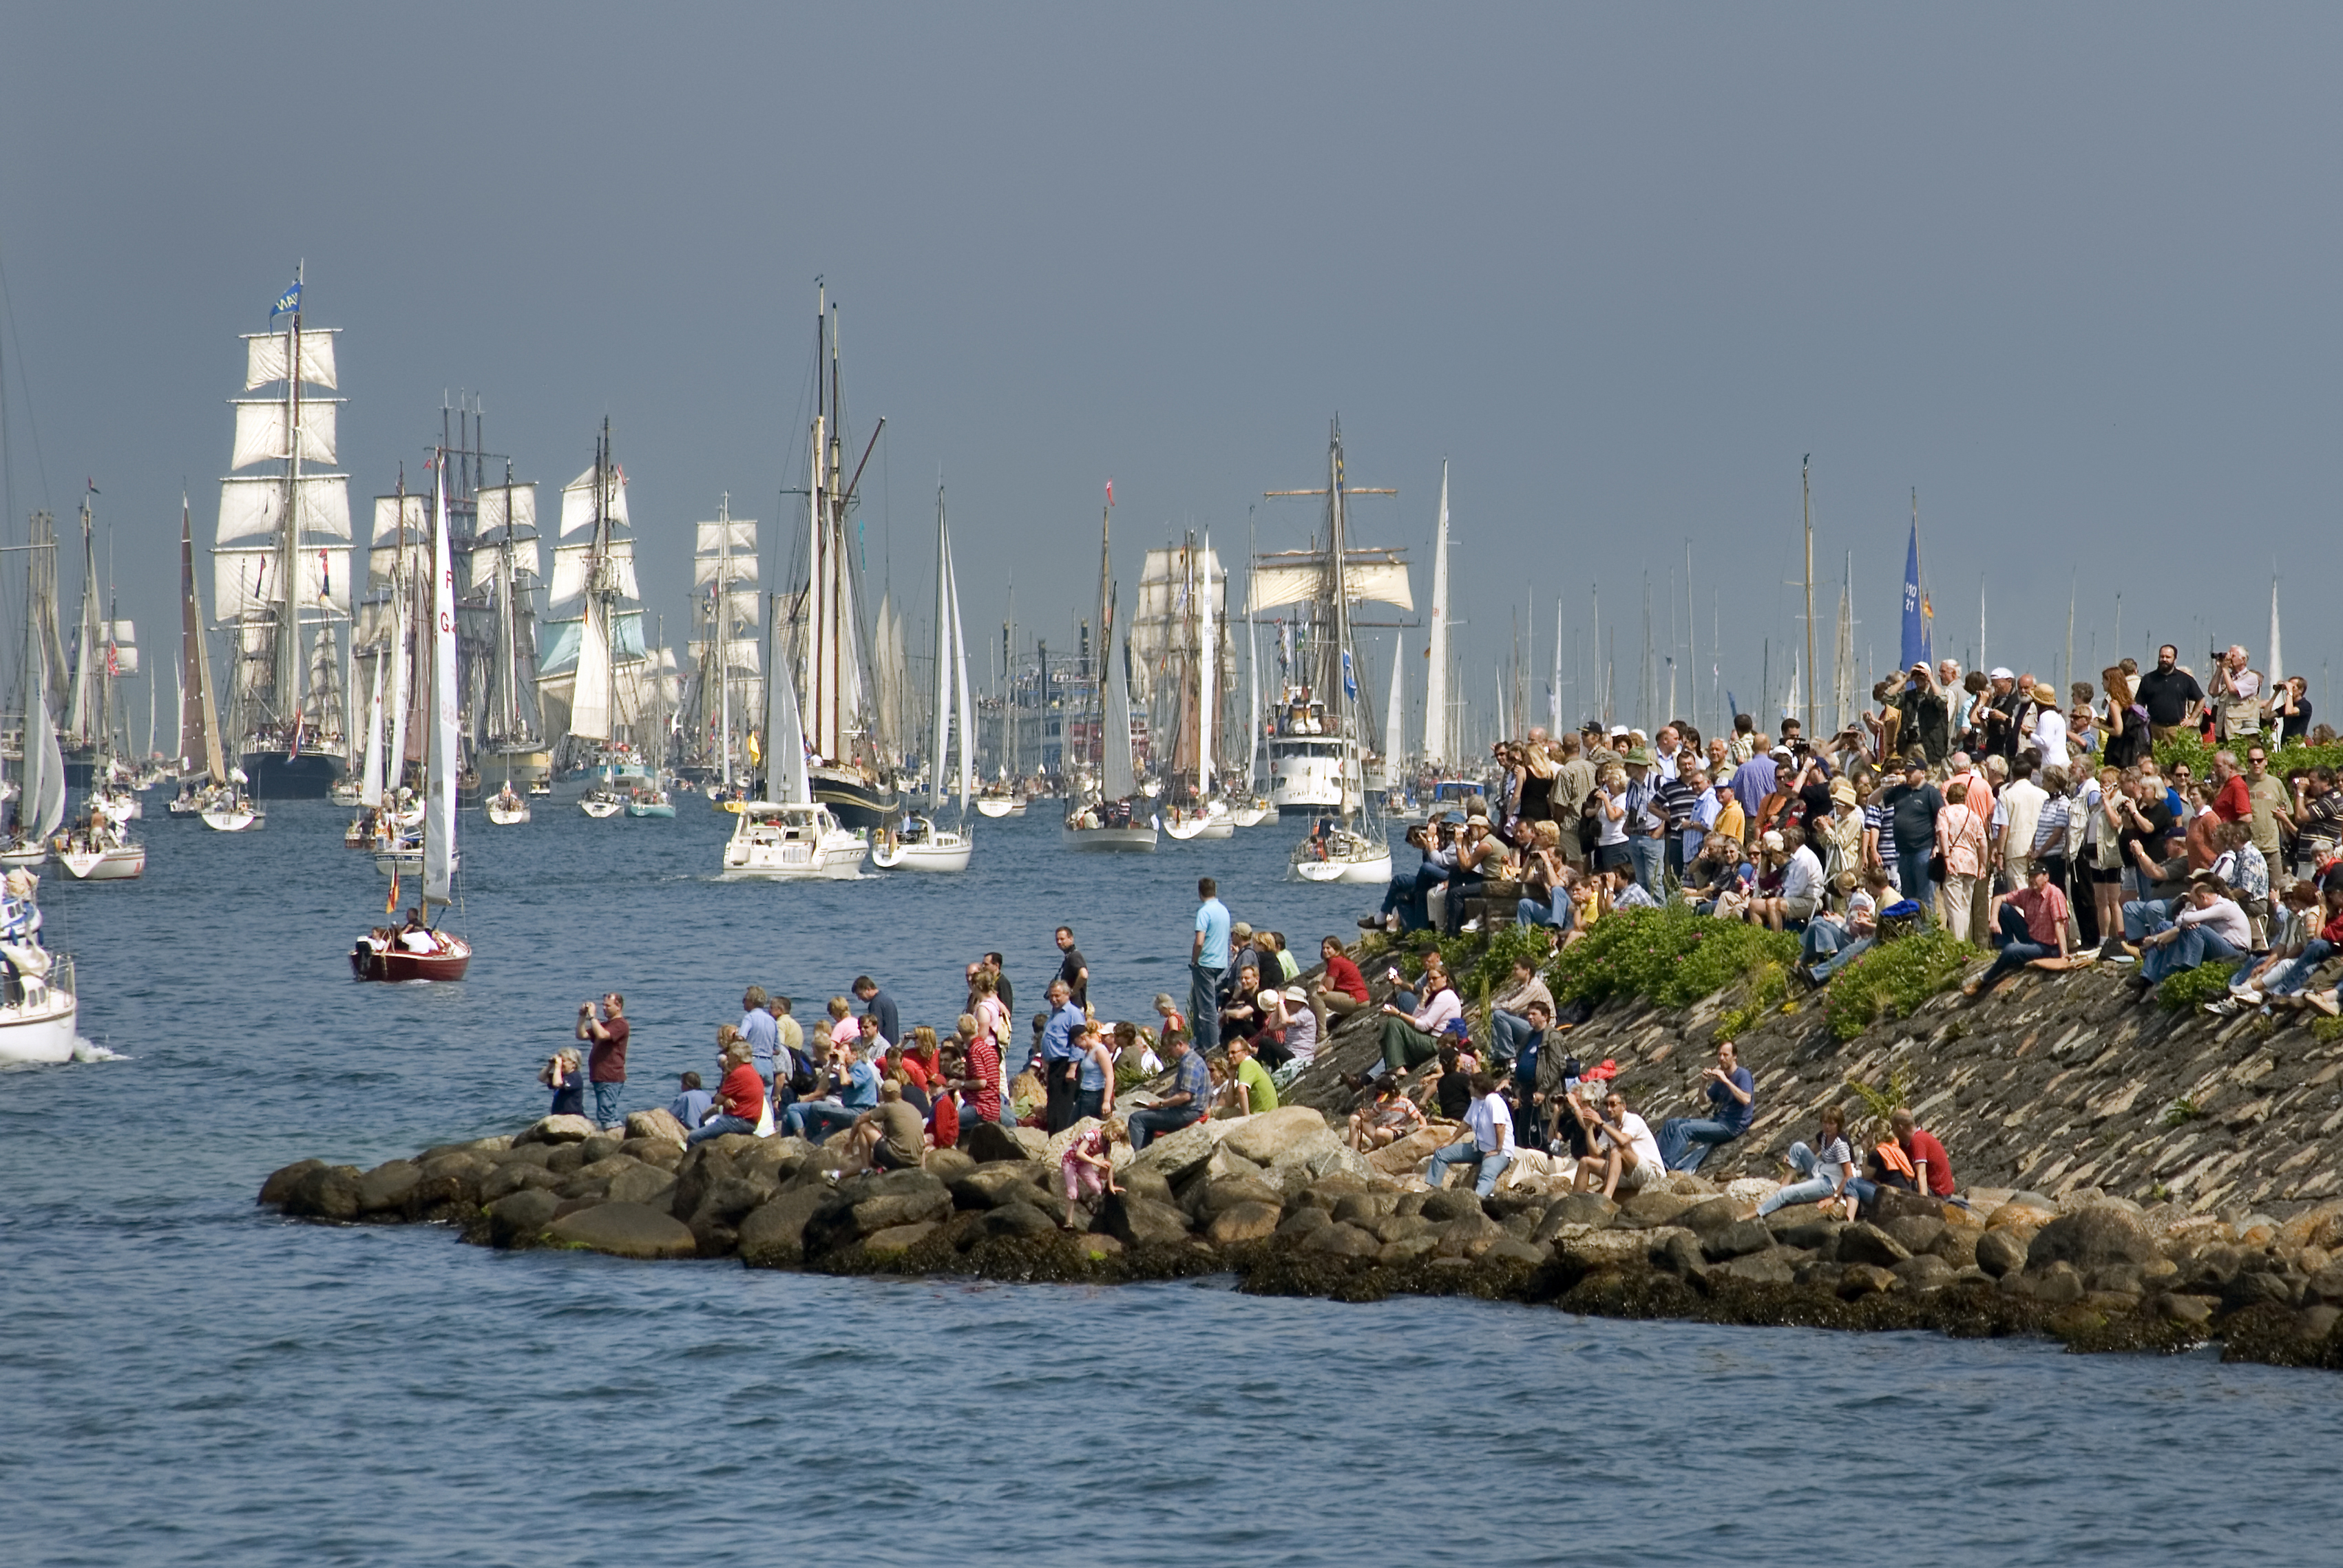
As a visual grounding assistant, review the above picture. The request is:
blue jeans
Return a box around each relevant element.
[2255,938,2334,997]
[1627,836,1666,899]
[1382,862,1447,930]
[591,1081,624,1127]
[1517,896,1562,930]
[1978,900,2053,987]
[1490,1008,1538,1063]
[1444,876,1486,933]
[2142,922,2245,984]
[1893,839,1933,900]
[686,1114,757,1147]
[1756,1141,1843,1216]
[1657,1116,1741,1172]
[1190,962,1225,1053]
[2122,897,2180,944]
[1801,918,1851,964]
[1127,1103,1200,1151]
[1426,1138,1512,1197]
[786,1100,860,1145]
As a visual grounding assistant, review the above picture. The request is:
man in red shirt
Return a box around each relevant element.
[688,1044,766,1148]
[1307,936,1372,1038]
[577,993,630,1130]
[2210,752,2253,825]
[1893,1108,1955,1198]
[1966,862,2071,995]
[957,1014,1002,1136]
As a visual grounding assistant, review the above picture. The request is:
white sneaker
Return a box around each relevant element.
[1461,918,1482,933]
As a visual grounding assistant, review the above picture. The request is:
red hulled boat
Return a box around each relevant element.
[350,929,473,982]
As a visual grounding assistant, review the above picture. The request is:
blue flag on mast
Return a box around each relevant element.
[1899,520,1932,672]
[271,279,301,319]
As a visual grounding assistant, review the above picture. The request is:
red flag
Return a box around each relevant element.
[1105,480,1113,507]
[386,863,399,914]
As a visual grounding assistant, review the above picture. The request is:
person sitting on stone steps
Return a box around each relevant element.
[1843,1108,1956,1215]
[1656,1040,1755,1172]
[1963,860,2072,998]
[1348,1079,1427,1153]
[1423,1072,1515,1197]
[1568,1087,1663,1200]
[1754,1103,1856,1218]
[687,1039,766,1148]
[841,1080,927,1172]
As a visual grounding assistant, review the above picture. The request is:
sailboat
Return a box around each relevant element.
[485,778,530,825]
[0,859,78,1066]
[1064,498,1158,852]
[873,486,975,872]
[722,592,867,879]
[3,587,69,869]
[213,268,353,798]
[1143,531,1234,843]
[1282,421,1394,885]
[56,593,147,879]
[352,465,471,981]
[687,494,761,791]
[538,421,647,778]
[788,286,902,830]
[470,460,547,790]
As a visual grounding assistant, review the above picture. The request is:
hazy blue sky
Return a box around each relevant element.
[3,4,2337,742]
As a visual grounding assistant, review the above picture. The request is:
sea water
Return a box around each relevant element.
[3,803,2337,1567]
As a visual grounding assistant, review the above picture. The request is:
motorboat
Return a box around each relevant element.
[720,801,866,879]
[1290,823,1394,884]
[350,924,472,982]
[0,873,77,1066]
[870,814,972,873]
[624,786,676,819]
[525,778,551,798]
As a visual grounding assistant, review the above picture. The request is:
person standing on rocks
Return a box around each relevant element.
[739,986,779,1088]
[852,975,900,1047]
[1656,1039,1754,1172]
[1039,979,1086,1132]
[1191,877,1231,1055]
[1053,925,1089,1010]
[577,993,630,1131]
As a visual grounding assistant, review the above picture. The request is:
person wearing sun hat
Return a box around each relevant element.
[2028,681,2070,771]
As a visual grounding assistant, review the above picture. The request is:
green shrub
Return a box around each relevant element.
[2157,958,2241,1013]
[2311,1015,2343,1046]
[1843,1065,1913,1143]
[2154,732,2343,778]
[1548,903,1800,1011]
[2162,1095,2205,1127]
[1822,929,1975,1040]
[1713,959,1792,1043]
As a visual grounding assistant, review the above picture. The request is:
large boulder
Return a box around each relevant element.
[516,1114,598,1147]
[544,1202,698,1260]
[950,1162,1053,1210]
[1974,1227,2028,1278]
[737,1184,835,1269]
[2278,1198,2343,1252]
[258,1158,326,1207]
[1674,1196,1741,1236]
[861,1221,943,1253]
[605,1163,678,1207]
[623,1108,690,1149]
[483,1187,561,1249]
[1220,1106,1336,1167]
[355,1160,421,1218]
[1701,1219,1776,1262]
[1206,1200,1284,1245]
[982,1203,1058,1240]
[1189,1174,1285,1222]
[803,1171,953,1257]
[1303,1222,1381,1258]
[963,1122,1033,1164]
[2026,1204,2159,1273]
[1836,1222,1912,1269]
[282,1165,363,1221]
[480,1163,563,1204]
[1100,1192,1192,1246]
[1128,1117,1230,1183]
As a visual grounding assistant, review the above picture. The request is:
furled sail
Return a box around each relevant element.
[424,470,458,907]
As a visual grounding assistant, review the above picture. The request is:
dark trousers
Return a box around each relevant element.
[1128,1103,1201,1150]
[1979,900,2053,988]
[1044,1060,1080,1134]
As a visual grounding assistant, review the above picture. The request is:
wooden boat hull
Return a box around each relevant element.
[350,935,472,982]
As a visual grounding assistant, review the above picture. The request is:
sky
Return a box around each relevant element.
[2,3,2337,748]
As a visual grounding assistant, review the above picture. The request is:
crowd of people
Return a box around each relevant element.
[1367,644,2343,1017]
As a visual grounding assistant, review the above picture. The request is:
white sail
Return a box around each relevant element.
[109,621,138,677]
[385,579,412,794]
[765,595,812,805]
[570,606,612,741]
[359,645,386,807]
[929,501,952,814]
[1247,618,1263,788]
[32,689,66,839]
[949,544,973,809]
[1197,529,1215,792]
[1102,639,1137,802]
[243,330,337,391]
[217,474,349,545]
[1384,633,1405,770]
[424,469,457,907]
[559,464,629,536]
[231,398,339,469]
[2268,578,2283,688]
[1423,460,1451,766]
[1243,553,1413,614]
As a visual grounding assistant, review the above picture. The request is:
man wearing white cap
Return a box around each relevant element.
[1978,668,2023,763]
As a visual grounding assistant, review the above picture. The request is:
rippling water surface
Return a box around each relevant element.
[3,802,2336,1566]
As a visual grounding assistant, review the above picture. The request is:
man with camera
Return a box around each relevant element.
[576,993,630,1131]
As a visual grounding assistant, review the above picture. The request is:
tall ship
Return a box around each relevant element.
[1250,425,1411,816]
[1132,531,1234,823]
[780,285,901,829]
[536,420,653,774]
[59,492,141,790]
[684,495,761,787]
[213,268,353,797]
[466,452,548,785]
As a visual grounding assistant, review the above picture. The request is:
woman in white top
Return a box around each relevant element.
[1593,763,1631,871]
[1756,1103,1856,1217]
[2030,681,2070,771]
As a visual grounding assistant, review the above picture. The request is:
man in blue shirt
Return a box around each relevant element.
[783,1037,881,1145]
[1727,748,1782,847]
[1039,979,1087,1133]
[1657,1039,1756,1172]
[739,985,781,1088]
[852,975,899,1046]
[1128,1034,1212,1151]
[1191,877,1230,1053]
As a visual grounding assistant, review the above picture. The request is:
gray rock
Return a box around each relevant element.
[479,1163,563,1204]
[962,1121,1033,1164]
[1100,1194,1192,1246]
[1332,1192,1401,1227]
[495,1143,556,1169]
[258,1158,326,1207]
[1702,1220,1776,1262]
[1219,1105,1335,1165]
[923,1148,977,1182]
[516,1114,597,1146]
[1997,1269,2037,1299]
[861,1220,942,1253]
[1974,1228,2028,1278]
[2306,1261,2343,1306]
[1276,1206,1333,1240]
[578,1132,626,1165]
[1540,1191,1617,1233]
[1201,1144,1269,1187]
[2026,1204,2159,1273]
[2222,1271,2300,1312]
[1127,1117,1228,1183]
[1892,1253,1956,1293]
[622,1108,690,1148]
[544,1202,698,1260]
[355,1160,421,1217]
[1481,1237,1551,1267]
[2030,1262,2086,1304]
[982,1203,1059,1239]
[1206,1200,1284,1244]
[1374,1212,1434,1244]
[667,1146,737,1221]
[2087,1264,2146,1297]
[1880,1214,1947,1256]
[1434,1211,1505,1258]
[1929,1225,1982,1270]
[1617,1189,1697,1228]
[1652,1230,1708,1276]
[2156,1292,2219,1326]
[951,1162,1052,1210]
[1772,1216,1844,1255]
[1304,1221,1382,1258]
[1724,1249,1796,1286]
[605,1164,677,1207]
[1836,1222,1913,1269]
[1836,1262,1900,1298]
[1675,1196,1741,1235]
[483,1187,561,1249]
[1379,1236,1440,1264]
[737,1185,835,1269]
[1418,1188,1482,1224]
[283,1165,363,1221]
[545,1143,591,1176]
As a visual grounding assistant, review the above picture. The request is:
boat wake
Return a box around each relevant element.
[72,1037,129,1063]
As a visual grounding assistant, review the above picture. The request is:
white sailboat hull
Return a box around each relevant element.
[485,801,530,826]
[96,794,140,825]
[1062,821,1160,853]
[0,988,78,1066]
[1163,816,1234,841]
[1292,847,1393,884]
[1231,803,1273,827]
[579,797,623,819]
[375,847,460,876]
[57,844,145,881]
[200,807,264,832]
[0,842,51,868]
[974,798,1025,818]
[870,829,974,873]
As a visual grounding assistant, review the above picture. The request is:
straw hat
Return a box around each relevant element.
[2032,683,2057,703]
[1829,776,1858,807]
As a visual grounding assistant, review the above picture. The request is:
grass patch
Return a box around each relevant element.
[1714,960,1792,1043]
[2313,1015,2343,1046]
[1822,929,1975,1040]
[1548,903,1800,1011]
[2156,959,2240,1013]
[1844,1065,1913,1143]
[2162,1095,2205,1128]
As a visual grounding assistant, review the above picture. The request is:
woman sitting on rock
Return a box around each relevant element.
[1060,1117,1126,1229]
[1348,1079,1426,1152]
[1755,1103,1856,1218]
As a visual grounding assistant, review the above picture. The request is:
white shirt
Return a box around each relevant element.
[1411,987,1462,1035]
[1596,788,1629,847]
[1655,747,1682,782]
[1780,845,1825,902]
[1604,1111,1664,1172]
[2032,708,2070,771]
[1998,778,2046,864]
[1465,1090,1514,1154]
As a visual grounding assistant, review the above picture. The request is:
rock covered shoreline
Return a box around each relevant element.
[259,1101,2343,1373]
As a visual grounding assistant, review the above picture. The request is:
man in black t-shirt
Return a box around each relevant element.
[1053,925,1089,1010]
[2135,645,2205,741]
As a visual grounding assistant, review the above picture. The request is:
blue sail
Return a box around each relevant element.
[1899,521,1932,672]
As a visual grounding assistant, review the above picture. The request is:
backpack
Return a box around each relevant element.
[1874,899,1926,944]
[786,1048,818,1096]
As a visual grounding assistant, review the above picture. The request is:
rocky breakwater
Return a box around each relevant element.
[258,1101,2343,1370]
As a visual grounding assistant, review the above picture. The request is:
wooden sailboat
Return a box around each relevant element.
[1157,530,1234,842]
[1064,499,1157,851]
[873,485,974,872]
[353,464,470,980]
